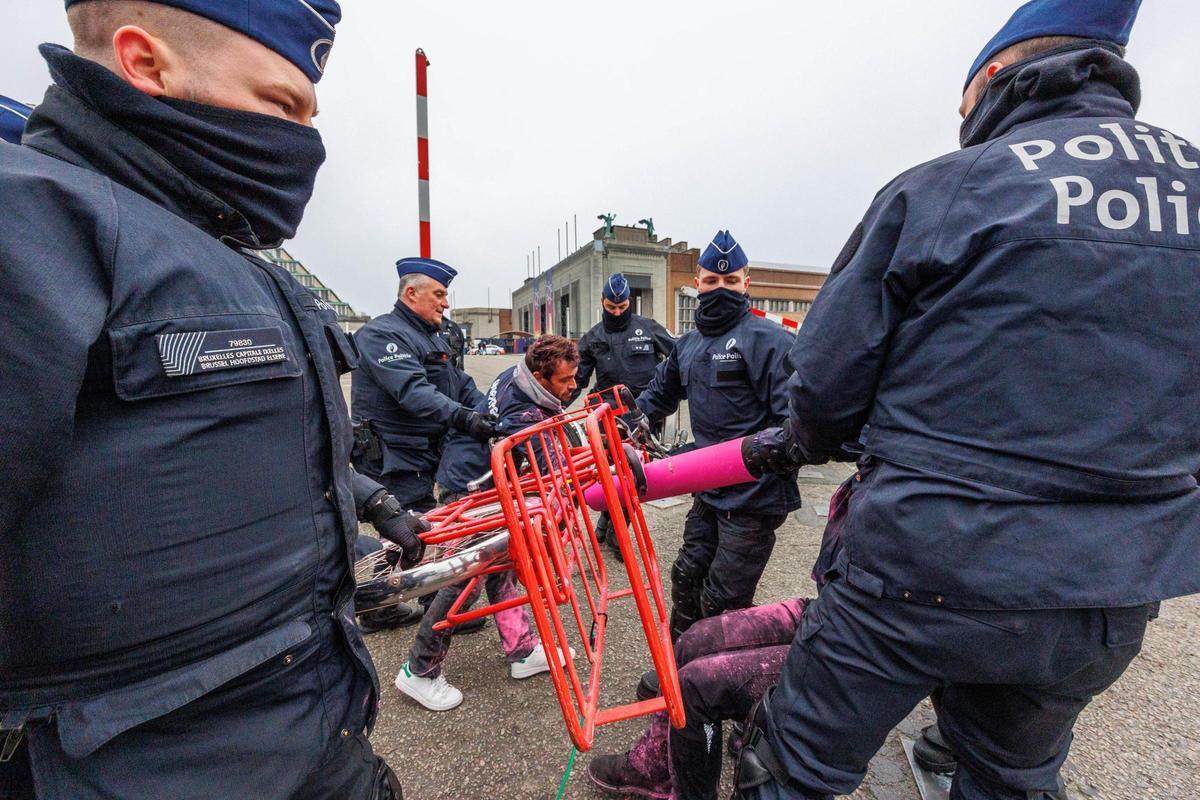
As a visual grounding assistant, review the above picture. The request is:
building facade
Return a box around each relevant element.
[450,306,513,341]
[511,223,828,338]
[262,247,370,331]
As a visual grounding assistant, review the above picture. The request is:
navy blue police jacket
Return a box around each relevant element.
[436,365,563,494]
[571,314,675,402]
[637,309,800,514]
[351,304,483,476]
[0,63,381,746]
[790,43,1200,610]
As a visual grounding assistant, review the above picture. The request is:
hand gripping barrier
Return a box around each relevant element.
[387,389,685,750]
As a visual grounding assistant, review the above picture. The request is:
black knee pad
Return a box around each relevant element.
[670,554,705,608]
[733,688,816,799]
[670,554,707,639]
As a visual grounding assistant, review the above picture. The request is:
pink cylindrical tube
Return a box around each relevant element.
[585,437,754,511]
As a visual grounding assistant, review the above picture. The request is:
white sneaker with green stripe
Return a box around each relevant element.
[394,661,463,711]
[510,642,577,680]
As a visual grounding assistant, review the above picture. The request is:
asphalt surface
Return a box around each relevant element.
[359,355,1199,800]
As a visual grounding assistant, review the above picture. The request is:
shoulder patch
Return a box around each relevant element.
[830,222,864,275]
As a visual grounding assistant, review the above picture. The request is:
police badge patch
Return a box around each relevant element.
[156,327,288,377]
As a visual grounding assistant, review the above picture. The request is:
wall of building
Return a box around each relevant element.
[512,225,829,338]
[450,307,512,340]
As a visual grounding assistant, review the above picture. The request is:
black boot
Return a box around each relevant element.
[635,669,661,701]
[358,601,424,634]
[594,512,612,544]
[586,752,670,800]
[913,724,957,775]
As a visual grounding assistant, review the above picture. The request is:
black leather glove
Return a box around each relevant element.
[741,420,803,477]
[451,407,499,443]
[363,490,429,569]
[617,386,652,446]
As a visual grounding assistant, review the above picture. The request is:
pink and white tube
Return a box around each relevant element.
[584,437,755,511]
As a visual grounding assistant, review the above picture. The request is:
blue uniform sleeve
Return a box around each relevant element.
[650,320,676,361]
[636,345,686,422]
[750,325,796,423]
[349,467,385,518]
[354,326,462,428]
[457,371,484,409]
[0,173,113,533]
[787,168,957,463]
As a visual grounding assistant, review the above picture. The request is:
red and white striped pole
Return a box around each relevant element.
[750,307,801,332]
[415,48,431,258]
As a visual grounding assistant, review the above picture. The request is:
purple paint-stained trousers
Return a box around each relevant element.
[626,598,808,800]
[406,570,536,678]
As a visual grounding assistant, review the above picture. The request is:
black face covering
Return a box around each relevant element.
[602,305,632,332]
[694,287,750,337]
[40,44,325,246]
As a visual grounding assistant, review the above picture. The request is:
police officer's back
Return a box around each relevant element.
[0,4,419,798]
[739,3,1200,798]
[351,258,494,512]
[572,272,674,403]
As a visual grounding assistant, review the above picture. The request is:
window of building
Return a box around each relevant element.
[676,290,697,334]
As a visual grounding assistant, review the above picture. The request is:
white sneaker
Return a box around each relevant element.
[510,642,577,680]
[394,661,463,711]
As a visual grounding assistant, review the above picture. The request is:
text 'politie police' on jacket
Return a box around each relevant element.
[1010,121,1200,233]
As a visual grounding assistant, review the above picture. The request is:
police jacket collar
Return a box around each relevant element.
[21,45,259,245]
[393,300,441,334]
[960,42,1140,149]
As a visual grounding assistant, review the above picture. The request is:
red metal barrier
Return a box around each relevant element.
[411,392,684,750]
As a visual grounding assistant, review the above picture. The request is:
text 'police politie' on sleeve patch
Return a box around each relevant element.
[156,327,288,377]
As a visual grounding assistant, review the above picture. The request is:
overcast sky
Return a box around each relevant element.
[7,1,1200,317]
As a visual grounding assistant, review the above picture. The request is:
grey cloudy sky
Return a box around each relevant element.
[6,1,1200,317]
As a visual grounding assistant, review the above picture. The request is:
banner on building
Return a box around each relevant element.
[532,279,541,336]
[543,269,554,336]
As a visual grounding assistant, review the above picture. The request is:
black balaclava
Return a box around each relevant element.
[694,287,750,337]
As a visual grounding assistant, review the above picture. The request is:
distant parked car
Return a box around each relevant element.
[479,343,505,355]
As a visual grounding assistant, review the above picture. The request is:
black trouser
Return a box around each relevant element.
[406,572,535,678]
[673,498,787,634]
[747,577,1155,800]
[17,622,401,799]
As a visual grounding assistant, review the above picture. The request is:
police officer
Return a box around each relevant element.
[636,230,800,661]
[573,272,674,404]
[0,3,425,798]
[572,272,675,553]
[440,314,467,371]
[351,257,496,513]
[736,2,1200,799]
[0,95,31,144]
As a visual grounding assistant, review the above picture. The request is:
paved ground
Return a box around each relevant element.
[360,355,1199,800]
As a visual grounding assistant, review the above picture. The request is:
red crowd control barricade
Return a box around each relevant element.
[402,390,684,750]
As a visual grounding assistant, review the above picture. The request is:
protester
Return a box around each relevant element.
[0,2,425,797]
[398,336,581,711]
[587,599,808,800]
[736,2,1199,798]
